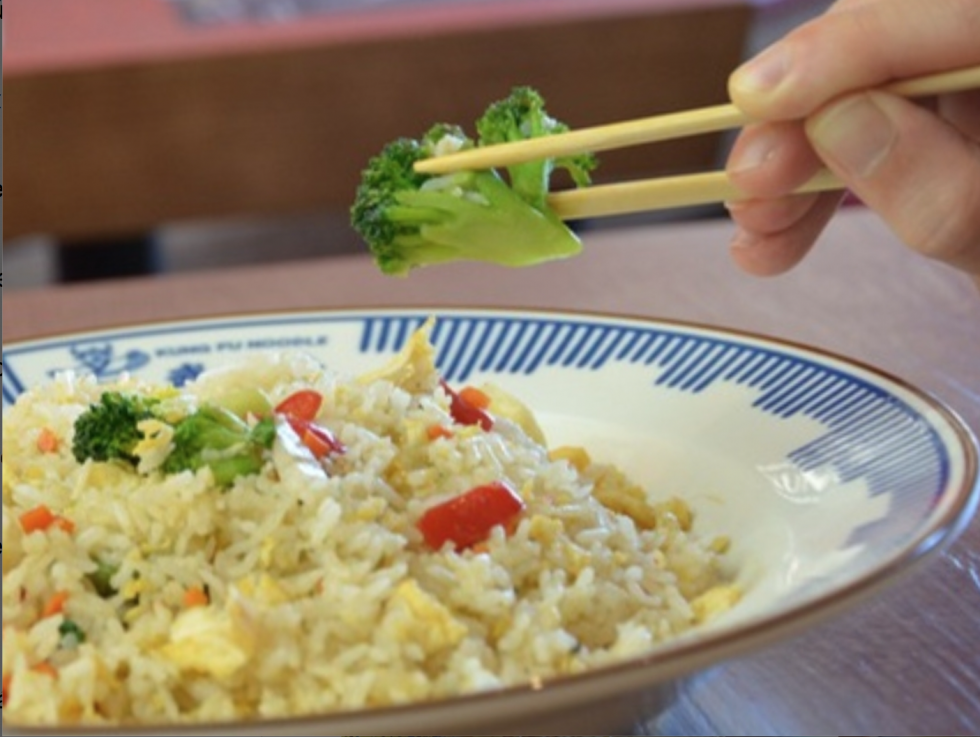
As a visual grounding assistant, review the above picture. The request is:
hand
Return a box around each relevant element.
[723,0,980,290]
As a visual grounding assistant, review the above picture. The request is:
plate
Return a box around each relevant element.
[3,307,978,736]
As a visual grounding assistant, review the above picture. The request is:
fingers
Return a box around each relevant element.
[727,192,821,235]
[727,122,824,197]
[727,192,844,276]
[723,118,836,278]
[723,0,980,281]
[940,89,980,139]
[807,91,980,274]
[729,0,980,121]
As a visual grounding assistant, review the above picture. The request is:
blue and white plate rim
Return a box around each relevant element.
[5,303,976,550]
[2,305,979,731]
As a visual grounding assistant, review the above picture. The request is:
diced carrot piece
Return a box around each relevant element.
[36,428,60,453]
[459,386,491,410]
[42,591,70,618]
[182,587,209,608]
[19,505,75,535]
[286,417,344,459]
[2,673,11,706]
[426,424,454,441]
[31,663,58,679]
[302,427,335,459]
[20,505,57,533]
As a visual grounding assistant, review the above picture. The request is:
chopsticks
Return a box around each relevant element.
[546,168,844,220]
[414,65,980,219]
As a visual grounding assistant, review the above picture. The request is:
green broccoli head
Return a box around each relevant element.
[351,111,587,277]
[161,405,276,488]
[476,86,597,209]
[73,390,277,489]
[72,391,160,466]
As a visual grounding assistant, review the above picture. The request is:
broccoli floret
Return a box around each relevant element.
[351,87,595,277]
[72,391,160,466]
[161,406,276,488]
[73,391,276,488]
[476,85,596,210]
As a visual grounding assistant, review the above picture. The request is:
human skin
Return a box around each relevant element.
[723,0,980,291]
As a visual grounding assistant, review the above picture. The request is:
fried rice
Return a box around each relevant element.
[1,321,739,727]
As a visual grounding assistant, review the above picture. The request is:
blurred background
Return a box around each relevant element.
[4,0,834,291]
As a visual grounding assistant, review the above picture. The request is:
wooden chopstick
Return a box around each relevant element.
[416,103,748,175]
[546,168,843,220]
[414,65,980,176]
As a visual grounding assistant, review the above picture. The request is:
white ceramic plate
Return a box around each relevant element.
[3,307,978,736]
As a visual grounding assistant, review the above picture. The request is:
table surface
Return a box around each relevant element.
[4,207,980,735]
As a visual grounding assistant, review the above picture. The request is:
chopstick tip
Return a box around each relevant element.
[413,158,438,174]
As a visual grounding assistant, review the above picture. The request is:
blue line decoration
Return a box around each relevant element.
[168,363,207,387]
[2,311,952,543]
[358,314,949,512]
[47,343,152,381]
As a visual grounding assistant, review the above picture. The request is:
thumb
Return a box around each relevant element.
[806,90,980,276]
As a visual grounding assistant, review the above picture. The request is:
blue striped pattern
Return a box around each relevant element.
[3,358,25,408]
[2,312,950,517]
[360,315,948,504]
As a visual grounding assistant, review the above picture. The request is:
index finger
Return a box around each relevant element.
[729,0,980,120]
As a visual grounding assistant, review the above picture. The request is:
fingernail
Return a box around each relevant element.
[730,227,759,249]
[808,93,897,179]
[731,44,791,96]
[728,130,779,175]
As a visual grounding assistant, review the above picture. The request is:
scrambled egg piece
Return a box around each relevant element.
[382,580,466,656]
[588,463,661,530]
[160,594,256,679]
[121,577,146,603]
[237,574,289,606]
[549,445,592,473]
[2,503,23,574]
[356,317,439,394]
[582,461,694,533]
[478,382,547,445]
[2,463,15,503]
[133,418,175,474]
[527,514,564,546]
[690,585,742,624]
[652,497,693,532]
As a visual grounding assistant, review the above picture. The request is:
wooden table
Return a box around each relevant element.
[4,0,752,241]
[4,207,980,735]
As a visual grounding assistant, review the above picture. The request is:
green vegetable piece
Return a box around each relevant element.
[58,619,87,648]
[162,407,275,488]
[211,386,273,418]
[72,392,160,466]
[351,87,596,277]
[86,558,120,598]
[476,85,596,210]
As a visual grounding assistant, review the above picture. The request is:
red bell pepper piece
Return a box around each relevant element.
[275,390,323,422]
[441,380,494,431]
[417,481,525,551]
[273,389,344,458]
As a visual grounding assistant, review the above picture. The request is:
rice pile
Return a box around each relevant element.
[2,322,739,727]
